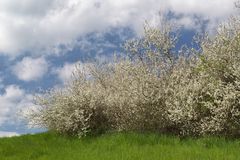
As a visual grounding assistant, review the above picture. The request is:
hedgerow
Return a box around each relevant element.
[28,16,240,137]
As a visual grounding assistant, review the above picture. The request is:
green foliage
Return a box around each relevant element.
[27,16,240,137]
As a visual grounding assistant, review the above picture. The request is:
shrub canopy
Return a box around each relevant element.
[28,16,240,137]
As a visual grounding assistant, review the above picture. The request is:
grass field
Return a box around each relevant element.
[0,132,240,160]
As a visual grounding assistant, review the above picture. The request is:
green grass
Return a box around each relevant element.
[0,132,240,160]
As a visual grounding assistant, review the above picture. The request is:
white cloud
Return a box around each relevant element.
[53,61,95,84]
[0,85,34,126]
[0,131,19,137]
[0,0,238,57]
[169,0,236,18]
[12,57,49,81]
[53,62,81,83]
[0,77,4,89]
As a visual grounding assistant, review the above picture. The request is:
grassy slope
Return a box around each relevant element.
[0,132,240,160]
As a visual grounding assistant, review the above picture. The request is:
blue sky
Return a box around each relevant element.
[0,0,238,137]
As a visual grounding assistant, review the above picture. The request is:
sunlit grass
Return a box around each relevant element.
[0,132,240,160]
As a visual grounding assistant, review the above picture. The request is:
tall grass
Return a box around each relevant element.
[0,132,240,160]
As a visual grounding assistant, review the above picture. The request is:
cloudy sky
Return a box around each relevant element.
[0,0,238,137]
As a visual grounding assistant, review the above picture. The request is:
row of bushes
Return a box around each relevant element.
[28,17,240,137]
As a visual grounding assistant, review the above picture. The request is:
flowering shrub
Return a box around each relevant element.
[166,17,240,136]
[28,16,240,137]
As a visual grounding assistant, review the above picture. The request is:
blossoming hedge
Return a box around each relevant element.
[28,17,240,137]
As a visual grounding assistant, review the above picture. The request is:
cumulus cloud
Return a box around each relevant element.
[53,62,81,83]
[169,0,236,18]
[0,77,4,89]
[12,57,49,81]
[0,85,34,126]
[0,0,237,57]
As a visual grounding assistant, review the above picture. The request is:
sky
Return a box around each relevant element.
[0,0,239,137]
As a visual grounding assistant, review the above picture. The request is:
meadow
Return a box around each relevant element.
[1,6,240,160]
[0,132,240,160]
